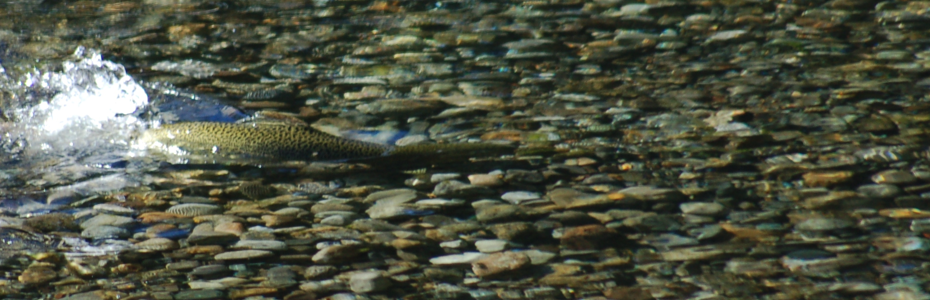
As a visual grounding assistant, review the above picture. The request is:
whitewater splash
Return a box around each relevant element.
[0,47,151,214]
[0,46,247,216]
[2,47,148,163]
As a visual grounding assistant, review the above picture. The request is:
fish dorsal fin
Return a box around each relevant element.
[236,111,309,127]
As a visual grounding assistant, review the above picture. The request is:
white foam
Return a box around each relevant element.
[4,46,148,159]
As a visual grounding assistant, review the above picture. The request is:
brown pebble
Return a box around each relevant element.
[262,214,295,227]
[182,245,225,255]
[229,287,278,299]
[471,251,530,277]
[18,267,57,285]
[137,212,183,224]
[560,224,618,250]
[802,171,854,187]
[215,222,245,236]
[603,286,656,300]
[467,174,504,187]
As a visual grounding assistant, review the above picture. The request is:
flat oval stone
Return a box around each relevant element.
[679,202,726,216]
[230,240,287,251]
[474,239,510,253]
[80,214,135,229]
[872,170,916,185]
[214,250,273,260]
[174,289,225,300]
[167,203,223,217]
[92,204,136,215]
[429,252,488,265]
[796,217,853,232]
[500,191,541,205]
[81,225,130,239]
[134,237,179,251]
[471,251,530,277]
[348,271,391,293]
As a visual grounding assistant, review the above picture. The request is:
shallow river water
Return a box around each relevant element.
[2,0,930,299]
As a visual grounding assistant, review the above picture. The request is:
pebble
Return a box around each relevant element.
[214,250,273,260]
[500,191,541,205]
[475,204,523,223]
[231,240,287,251]
[135,237,180,251]
[679,202,726,216]
[471,251,530,277]
[190,264,229,277]
[467,174,504,187]
[872,170,917,185]
[92,203,136,215]
[348,271,391,294]
[312,244,364,264]
[18,267,57,285]
[80,214,135,229]
[174,289,225,300]
[81,225,130,239]
[166,203,223,217]
[432,180,491,198]
[474,239,511,253]
[430,252,488,265]
[363,188,418,205]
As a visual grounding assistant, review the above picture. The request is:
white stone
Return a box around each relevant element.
[429,252,488,265]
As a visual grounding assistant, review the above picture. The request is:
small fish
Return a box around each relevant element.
[136,122,514,165]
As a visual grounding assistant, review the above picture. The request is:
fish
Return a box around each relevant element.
[135,122,514,165]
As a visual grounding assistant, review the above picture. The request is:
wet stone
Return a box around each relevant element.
[174,289,225,300]
[135,237,180,251]
[471,251,530,278]
[474,239,511,253]
[619,186,685,202]
[214,250,273,261]
[857,184,902,198]
[312,244,365,264]
[25,213,78,232]
[18,266,57,285]
[560,224,618,250]
[92,203,136,215]
[430,252,488,265]
[364,188,418,205]
[264,266,298,288]
[82,225,130,239]
[80,214,135,229]
[803,171,855,187]
[488,222,537,242]
[872,170,917,185]
[188,230,239,246]
[679,202,726,216]
[468,174,504,187]
[475,204,524,223]
[59,291,111,300]
[191,264,229,277]
[500,191,542,205]
[348,271,391,294]
[304,265,337,279]
[432,180,492,198]
[167,203,223,217]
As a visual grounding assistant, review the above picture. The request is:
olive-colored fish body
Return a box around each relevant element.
[137,122,514,165]
[138,122,392,163]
